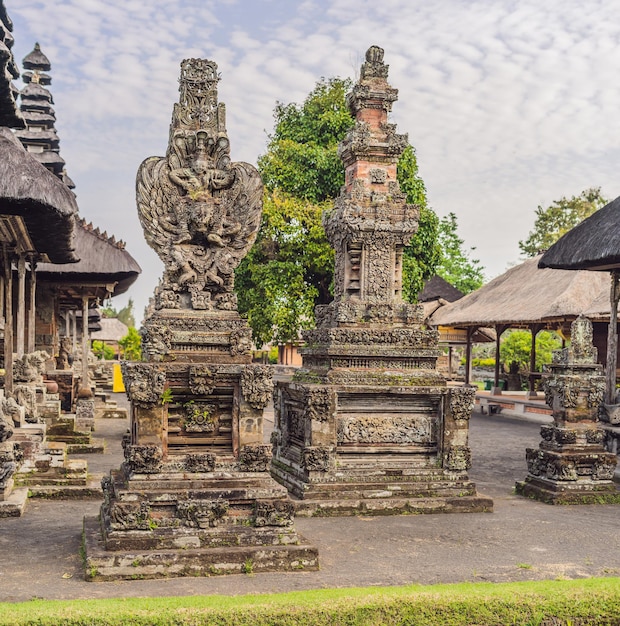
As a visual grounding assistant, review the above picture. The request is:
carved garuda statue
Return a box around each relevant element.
[136,58,262,311]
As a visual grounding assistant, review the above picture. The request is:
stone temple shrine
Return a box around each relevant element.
[270,47,492,516]
[83,58,318,579]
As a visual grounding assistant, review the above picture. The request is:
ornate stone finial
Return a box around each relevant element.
[136,58,263,312]
[360,45,388,79]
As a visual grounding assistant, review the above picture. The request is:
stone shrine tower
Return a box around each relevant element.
[84,58,318,579]
[270,47,492,516]
[516,316,619,503]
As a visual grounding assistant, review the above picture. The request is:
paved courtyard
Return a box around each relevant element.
[1,400,619,602]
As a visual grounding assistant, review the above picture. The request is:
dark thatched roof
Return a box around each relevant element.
[539,195,620,272]
[0,127,77,262]
[429,255,608,328]
[0,0,24,128]
[418,275,463,303]
[37,218,141,295]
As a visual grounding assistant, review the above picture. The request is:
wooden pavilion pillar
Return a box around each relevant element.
[80,295,91,393]
[493,324,508,395]
[465,326,477,385]
[528,323,544,399]
[27,255,37,354]
[606,270,620,404]
[2,245,14,394]
[15,254,26,357]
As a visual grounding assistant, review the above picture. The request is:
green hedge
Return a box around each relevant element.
[2,578,620,625]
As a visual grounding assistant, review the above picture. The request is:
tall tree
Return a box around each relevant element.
[519,187,608,257]
[435,213,484,294]
[237,77,439,344]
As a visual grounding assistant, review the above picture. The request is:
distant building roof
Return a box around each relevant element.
[430,255,609,328]
[418,275,464,303]
[0,0,24,128]
[90,317,129,343]
[37,217,141,296]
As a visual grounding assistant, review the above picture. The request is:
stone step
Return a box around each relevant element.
[83,515,319,581]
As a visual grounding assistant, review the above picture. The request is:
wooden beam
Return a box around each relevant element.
[606,270,620,404]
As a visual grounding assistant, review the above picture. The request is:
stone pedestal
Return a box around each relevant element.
[516,316,620,504]
[84,57,318,580]
[271,47,491,516]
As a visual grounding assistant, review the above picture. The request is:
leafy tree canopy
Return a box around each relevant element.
[518,187,608,257]
[500,329,562,372]
[239,77,443,343]
[118,326,142,361]
[435,213,484,294]
[236,191,333,346]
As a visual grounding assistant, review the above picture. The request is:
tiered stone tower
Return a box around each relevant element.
[83,58,318,580]
[16,43,74,188]
[516,316,620,504]
[271,46,492,516]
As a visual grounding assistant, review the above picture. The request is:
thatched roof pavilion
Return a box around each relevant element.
[36,217,141,305]
[0,127,77,263]
[430,255,609,390]
[540,194,620,402]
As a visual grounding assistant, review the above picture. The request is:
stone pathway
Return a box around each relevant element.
[1,400,620,602]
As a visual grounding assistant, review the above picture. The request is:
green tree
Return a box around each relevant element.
[236,191,333,346]
[238,77,440,343]
[91,340,115,360]
[435,213,484,294]
[518,187,608,257]
[118,326,142,361]
[101,298,136,328]
[500,330,562,372]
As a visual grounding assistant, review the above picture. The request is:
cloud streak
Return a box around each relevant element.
[8,0,620,318]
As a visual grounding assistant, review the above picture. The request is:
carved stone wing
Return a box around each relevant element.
[221,161,263,265]
[136,156,181,257]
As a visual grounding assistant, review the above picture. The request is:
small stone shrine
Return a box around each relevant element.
[83,58,318,580]
[516,316,620,504]
[270,46,492,516]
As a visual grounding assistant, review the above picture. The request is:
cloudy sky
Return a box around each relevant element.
[8,0,620,320]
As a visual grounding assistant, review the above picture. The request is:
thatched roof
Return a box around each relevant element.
[0,127,77,262]
[418,275,463,303]
[539,195,620,272]
[37,217,141,295]
[0,0,24,128]
[429,255,609,328]
[90,317,129,342]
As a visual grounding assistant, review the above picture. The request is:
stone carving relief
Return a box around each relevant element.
[229,328,253,356]
[123,443,163,474]
[337,415,433,445]
[238,444,271,472]
[253,500,294,527]
[56,337,73,370]
[0,447,16,490]
[122,363,166,408]
[140,322,172,360]
[108,501,151,531]
[183,402,217,433]
[449,387,475,421]
[13,350,50,383]
[303,387,334,423]
[240,365,274,410]
[176,498,229,528]
[444,446,472,471]
[184,453,216,472]
[13,385,37,423]
[188,365,216,395]
[136,58,263,311]
[301,446,331,472]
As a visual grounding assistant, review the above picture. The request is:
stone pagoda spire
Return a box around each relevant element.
[15,43,75,189]
[270,46,492,517]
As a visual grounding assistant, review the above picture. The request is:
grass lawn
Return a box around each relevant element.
[1,577,619,625]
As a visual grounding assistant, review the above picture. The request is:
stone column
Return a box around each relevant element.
[2,246,14,394]
[71,310,77,353]
[15,254,26,358]
[27,256,37,354]
[80,295,90,393]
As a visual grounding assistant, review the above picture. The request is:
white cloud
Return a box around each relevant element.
[8,0,620,316]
